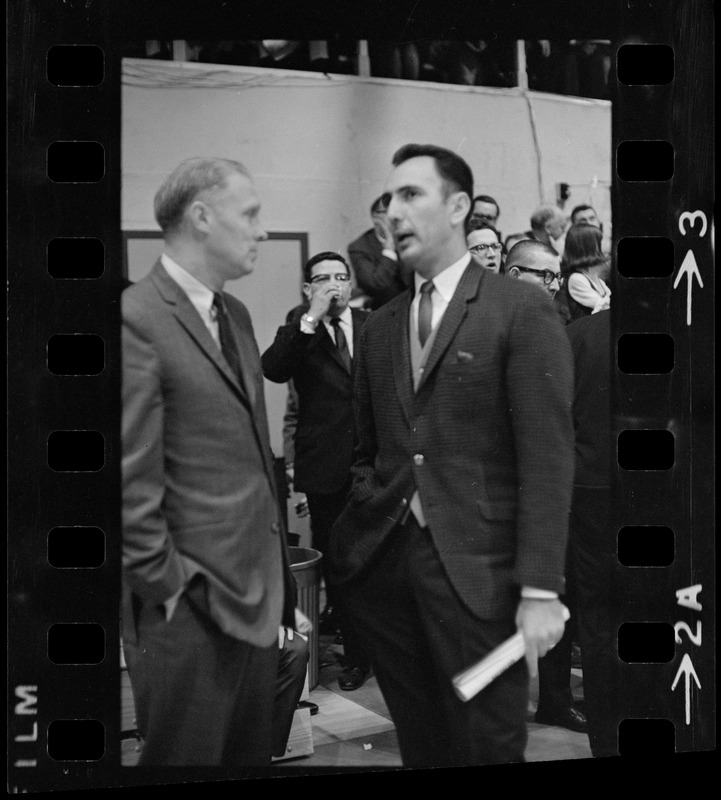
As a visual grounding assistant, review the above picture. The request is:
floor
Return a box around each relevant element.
[121,612,592,771]
[271,628,592,770]
[122,507,592,771]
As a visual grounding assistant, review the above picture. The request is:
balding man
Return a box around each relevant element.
[505,204,567,254]
[505,238,564,300]
[122,158,305,767]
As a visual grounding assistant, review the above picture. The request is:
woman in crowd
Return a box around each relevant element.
[561,222,610,320]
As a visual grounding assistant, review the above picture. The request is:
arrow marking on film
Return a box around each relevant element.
[671,653,701,725]
[673,249,704,326]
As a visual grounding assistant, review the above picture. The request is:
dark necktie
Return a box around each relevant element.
[212,293,244,385]
[418,280,435,347]
[330,317,352,372]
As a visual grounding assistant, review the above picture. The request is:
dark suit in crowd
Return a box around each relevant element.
[567,308,620,757]
[262,302,372,676]
[348,228,409,309]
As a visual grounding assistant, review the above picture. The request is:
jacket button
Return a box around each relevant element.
[413,454,424,466]
[271,522,280,534]
[400,497,408,506]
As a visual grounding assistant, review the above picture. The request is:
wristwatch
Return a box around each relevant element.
[301,313,318,328]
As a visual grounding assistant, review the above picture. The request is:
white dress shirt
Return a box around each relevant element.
[160,253,221,349]
[300,305,354,357]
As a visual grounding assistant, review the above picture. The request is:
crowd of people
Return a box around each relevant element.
[126,38,611,99]
[121,146,619,771]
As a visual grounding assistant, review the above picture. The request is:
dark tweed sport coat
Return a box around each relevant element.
[329,263,575,622]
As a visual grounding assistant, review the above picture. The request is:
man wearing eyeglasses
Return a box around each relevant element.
[262,252,373,692]
[507,237,588,735]
[466,218,504,274]
[506,239,564,300]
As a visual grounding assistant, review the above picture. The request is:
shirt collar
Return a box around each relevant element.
[160,253,215,312]
[413,252,471,304]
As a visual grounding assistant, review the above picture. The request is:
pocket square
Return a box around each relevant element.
[456,350,474,362]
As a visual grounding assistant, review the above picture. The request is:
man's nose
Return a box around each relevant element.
[255,224,268,241]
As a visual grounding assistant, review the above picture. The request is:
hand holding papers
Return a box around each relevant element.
[452,605,570,702]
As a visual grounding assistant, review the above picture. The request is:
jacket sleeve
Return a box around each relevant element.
[348,246,409,307]
[261,322,314,383]
[121,299,189,606]
[505,290,575,594]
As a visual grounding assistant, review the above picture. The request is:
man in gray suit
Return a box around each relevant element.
[330,144,574,767]
[122,157,304,767]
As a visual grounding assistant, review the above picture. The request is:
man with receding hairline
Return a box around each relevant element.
[122,157,305,767]
[329,143,575,767]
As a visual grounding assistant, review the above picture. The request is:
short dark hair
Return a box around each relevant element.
[570,203,596,223]
[465,218,501,239]
[472,194,500,218]
[303,251,350,283]
[154,157,251,234]
[505,238,559,269]
[562,223,605,272]
[391,143,474,207]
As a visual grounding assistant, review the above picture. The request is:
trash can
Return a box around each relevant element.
[288,546,323,689]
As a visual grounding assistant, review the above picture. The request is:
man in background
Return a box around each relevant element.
[471,193,501,227]
[262,252,373,692]
[505,204,567,254]
[347,195,411,309]
[506,237,587,733]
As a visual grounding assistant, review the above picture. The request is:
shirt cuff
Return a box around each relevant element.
[521,587,559,599]
[381,248,398,261]
[299,319,317,334]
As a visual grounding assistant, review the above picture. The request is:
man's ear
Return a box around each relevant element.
[449,192,472,227]
[507,266,520,280]
[301,282,312,302]
[187,200,211,234]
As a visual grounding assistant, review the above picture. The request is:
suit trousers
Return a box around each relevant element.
[306,485,371,670]
[570,486,620,757]
[344,516,529,767]
[124,576,279,768]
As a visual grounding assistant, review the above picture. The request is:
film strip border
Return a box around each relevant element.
[7,0,714,791]
[8,3,125,791]
[611,0,714,758]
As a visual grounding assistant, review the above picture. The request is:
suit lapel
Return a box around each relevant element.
[416,264,485,393]
[390,294,414,424]
[149,262,251,410]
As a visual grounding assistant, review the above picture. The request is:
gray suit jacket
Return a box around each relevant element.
[122,261,292,648]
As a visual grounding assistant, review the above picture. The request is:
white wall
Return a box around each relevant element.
[122,58,612,455]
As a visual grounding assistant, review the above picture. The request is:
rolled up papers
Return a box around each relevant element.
[452,605,570,702]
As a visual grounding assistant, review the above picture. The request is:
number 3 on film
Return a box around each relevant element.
[671,584,702,725]
[673,209,708,327]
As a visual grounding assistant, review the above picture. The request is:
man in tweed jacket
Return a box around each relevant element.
[329,144,575,767]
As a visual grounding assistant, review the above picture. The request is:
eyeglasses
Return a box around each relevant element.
[309,273,351,284]
[511,266,565,286]
[469,243,503,254]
